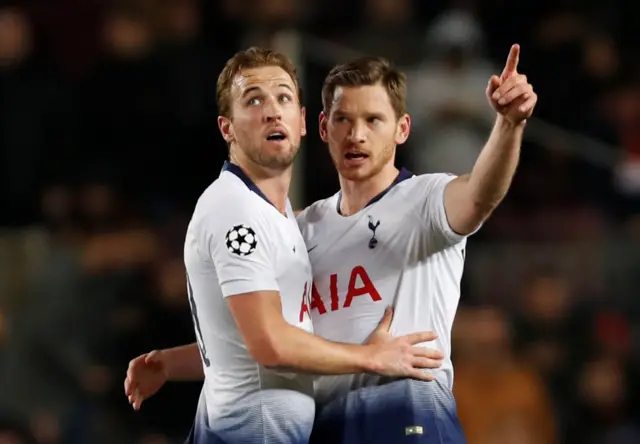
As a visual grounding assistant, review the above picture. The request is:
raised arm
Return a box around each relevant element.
[443,44,537,235]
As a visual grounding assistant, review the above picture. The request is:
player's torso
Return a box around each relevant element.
[302,197,418,344]
[184,174,314,417]
[298,177,466,401]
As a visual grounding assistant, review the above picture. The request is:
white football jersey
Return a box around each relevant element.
[184,161,315,442]
[297,169,470,405]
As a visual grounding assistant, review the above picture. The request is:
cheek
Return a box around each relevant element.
[326,128,345,146]
[235,115,262,137]
[288,116,302,132]
[375,129,397,148]
[284,108,302,128]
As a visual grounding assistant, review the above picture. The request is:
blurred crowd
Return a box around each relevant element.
[0,0,638,443]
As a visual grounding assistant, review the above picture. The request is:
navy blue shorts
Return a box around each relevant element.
[310,378,467,444]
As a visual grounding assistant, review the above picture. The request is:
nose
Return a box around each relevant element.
[263,98,283,122]
[348,121,366,144]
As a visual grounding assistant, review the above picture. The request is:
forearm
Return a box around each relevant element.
[467,114,524,210]
[443,44,536,234]
[270,324,372,375]
[162,343,205,381]
[229,290,374,375]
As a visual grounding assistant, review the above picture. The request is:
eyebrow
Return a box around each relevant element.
[241,83,295,98]
[333,110,386,120]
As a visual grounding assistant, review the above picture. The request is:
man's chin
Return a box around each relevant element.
[336,165,373,182]
[252,144,298,170]
[264,153,297,170]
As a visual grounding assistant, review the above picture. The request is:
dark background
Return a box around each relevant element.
[0,0,638,443]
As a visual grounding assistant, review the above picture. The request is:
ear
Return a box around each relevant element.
[300,107,307,137]
[318,111,329,143]
[395,113,411,145]
[217,116,234,144]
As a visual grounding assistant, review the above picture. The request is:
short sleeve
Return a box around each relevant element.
[198,204,279,297]
[413,173,474,246]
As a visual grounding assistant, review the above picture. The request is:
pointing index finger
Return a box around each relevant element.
[501,44,520,79]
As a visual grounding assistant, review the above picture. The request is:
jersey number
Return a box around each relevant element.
[186,272,211,367]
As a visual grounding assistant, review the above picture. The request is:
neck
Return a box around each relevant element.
[229,151,291,214]
[339,164,399,216]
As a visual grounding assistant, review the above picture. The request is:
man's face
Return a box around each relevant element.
[218,66,306,170]
[320,83,409,181]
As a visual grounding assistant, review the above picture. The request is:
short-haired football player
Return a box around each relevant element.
[300,45,536,444]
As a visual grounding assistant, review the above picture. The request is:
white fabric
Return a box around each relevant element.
[184,168,315,435]
[297,173,471,404]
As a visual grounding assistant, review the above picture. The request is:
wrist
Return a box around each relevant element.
[358,345,378,373]
[156,350,171,380]
[496,114,526,132]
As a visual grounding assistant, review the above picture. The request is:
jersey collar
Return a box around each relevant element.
[336,167,414,215]
[221,161,276,208]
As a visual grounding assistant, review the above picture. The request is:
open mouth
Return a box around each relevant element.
[266,131,287,142]
[345,152,369,160]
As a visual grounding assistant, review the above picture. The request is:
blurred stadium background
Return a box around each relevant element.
[0,0,638,443]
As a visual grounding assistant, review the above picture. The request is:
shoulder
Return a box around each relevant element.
[190,175,271,239]
[401,172,458,192]
[296,194,338,244]
[382,173,457,207]
[296,193,338,227]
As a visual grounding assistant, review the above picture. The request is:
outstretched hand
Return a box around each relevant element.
[486,44,537,125]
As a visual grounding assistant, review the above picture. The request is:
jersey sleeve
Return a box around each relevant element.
[412,173,474,246]
[198,203,279,297]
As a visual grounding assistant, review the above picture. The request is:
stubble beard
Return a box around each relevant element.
[333,141,396,182]
[244,140,300,171]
